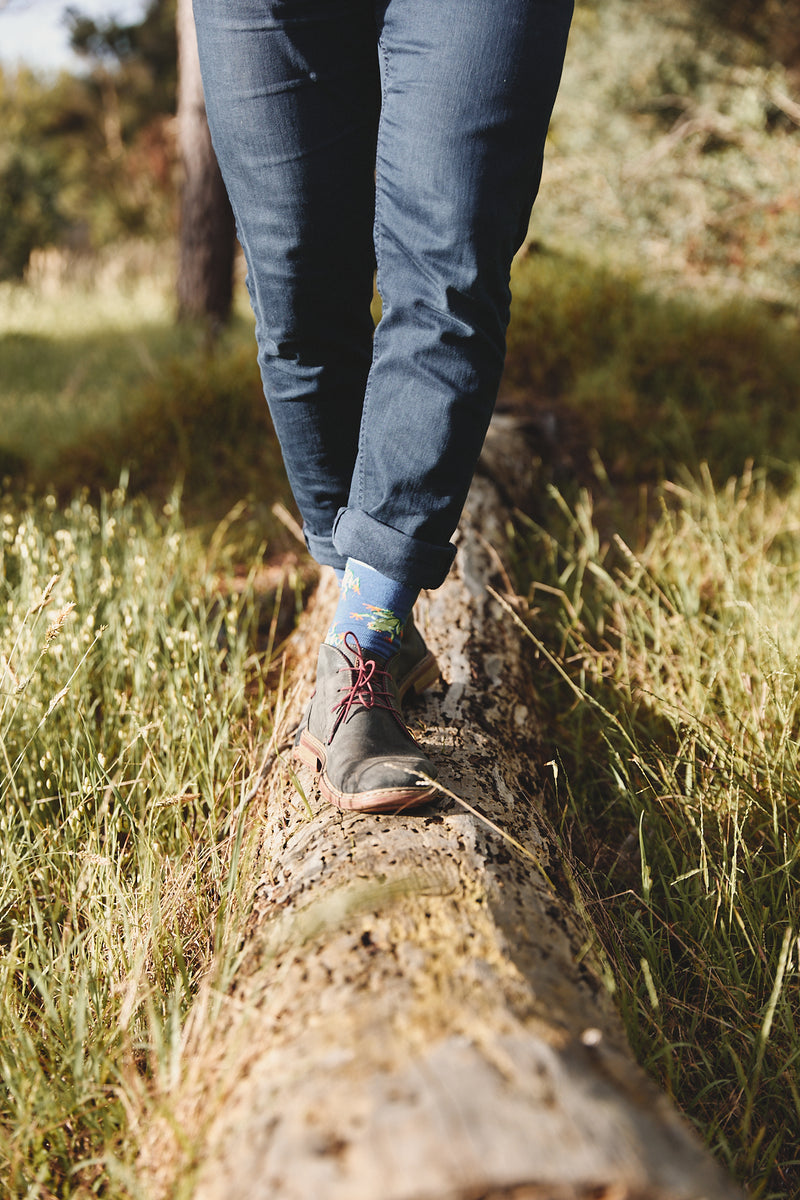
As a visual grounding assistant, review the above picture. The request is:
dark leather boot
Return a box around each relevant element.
[390,611,440,703]
[295,633,437,813]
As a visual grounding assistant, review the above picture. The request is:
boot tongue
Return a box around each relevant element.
[363,648,389,668]
[342,629,388,669]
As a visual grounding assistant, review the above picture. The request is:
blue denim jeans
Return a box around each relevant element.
[193,0,573,589]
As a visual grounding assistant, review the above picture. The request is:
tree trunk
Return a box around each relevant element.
[139,416,743,1200]
[176,0,235,327]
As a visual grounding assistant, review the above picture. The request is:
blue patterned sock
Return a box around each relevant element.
[326,558,417,660]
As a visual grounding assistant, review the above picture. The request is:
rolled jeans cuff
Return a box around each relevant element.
[332,506,456,591]
[304,528,349,573]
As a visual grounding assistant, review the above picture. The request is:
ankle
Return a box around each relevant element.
[326,558,418,660]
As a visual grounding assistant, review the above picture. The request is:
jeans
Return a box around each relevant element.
[193,0,573,590]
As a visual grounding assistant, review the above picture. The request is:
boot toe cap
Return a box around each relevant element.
[347,753,437,796]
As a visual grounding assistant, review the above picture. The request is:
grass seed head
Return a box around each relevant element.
[44,603,76,647]
[31,573,61,614]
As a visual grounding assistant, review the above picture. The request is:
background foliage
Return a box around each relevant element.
[0,0,176,278]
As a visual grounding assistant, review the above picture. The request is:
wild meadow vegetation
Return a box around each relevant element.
[0,487,273,1196]
[512,469,800,1194]
[1,0,800,1195]
[508,7,800,1195]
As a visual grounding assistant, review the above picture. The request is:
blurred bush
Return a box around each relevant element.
[696,0,800,73]
[0,0,177,280]
[532,0,800,312]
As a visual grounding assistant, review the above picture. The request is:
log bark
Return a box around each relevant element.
[139,417,743,1200]
[176,0,236,327]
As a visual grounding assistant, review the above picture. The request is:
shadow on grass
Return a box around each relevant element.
[504,249,800,502]
[1,313,296,547]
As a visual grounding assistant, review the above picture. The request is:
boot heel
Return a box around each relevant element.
[412,658,440,694]
[295,733,322,773]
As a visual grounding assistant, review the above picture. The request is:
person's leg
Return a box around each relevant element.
[331,0,574,590]
[193,0,436,813]
[302,0,573,811]
[192,0,380,570]
[193,0,572,812]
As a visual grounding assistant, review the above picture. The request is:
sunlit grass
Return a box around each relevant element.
[0,484,277,1196]
[513,466,800,1198]
[0,268,180,459]
[0,267,297,558]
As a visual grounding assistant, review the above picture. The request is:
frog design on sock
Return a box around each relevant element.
[326,559,416,659]
[340,564,361,598]
[363,604,405,641]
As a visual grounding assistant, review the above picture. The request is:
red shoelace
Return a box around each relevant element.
[329,631,405,740]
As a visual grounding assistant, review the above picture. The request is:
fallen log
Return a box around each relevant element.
[140,416,743,1200]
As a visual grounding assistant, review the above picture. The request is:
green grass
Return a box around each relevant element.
[506,251,800,489]
[511,468,800,1197]
[0,484,291,1196]
[0,274,186,475]
[501,14,800,1183]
